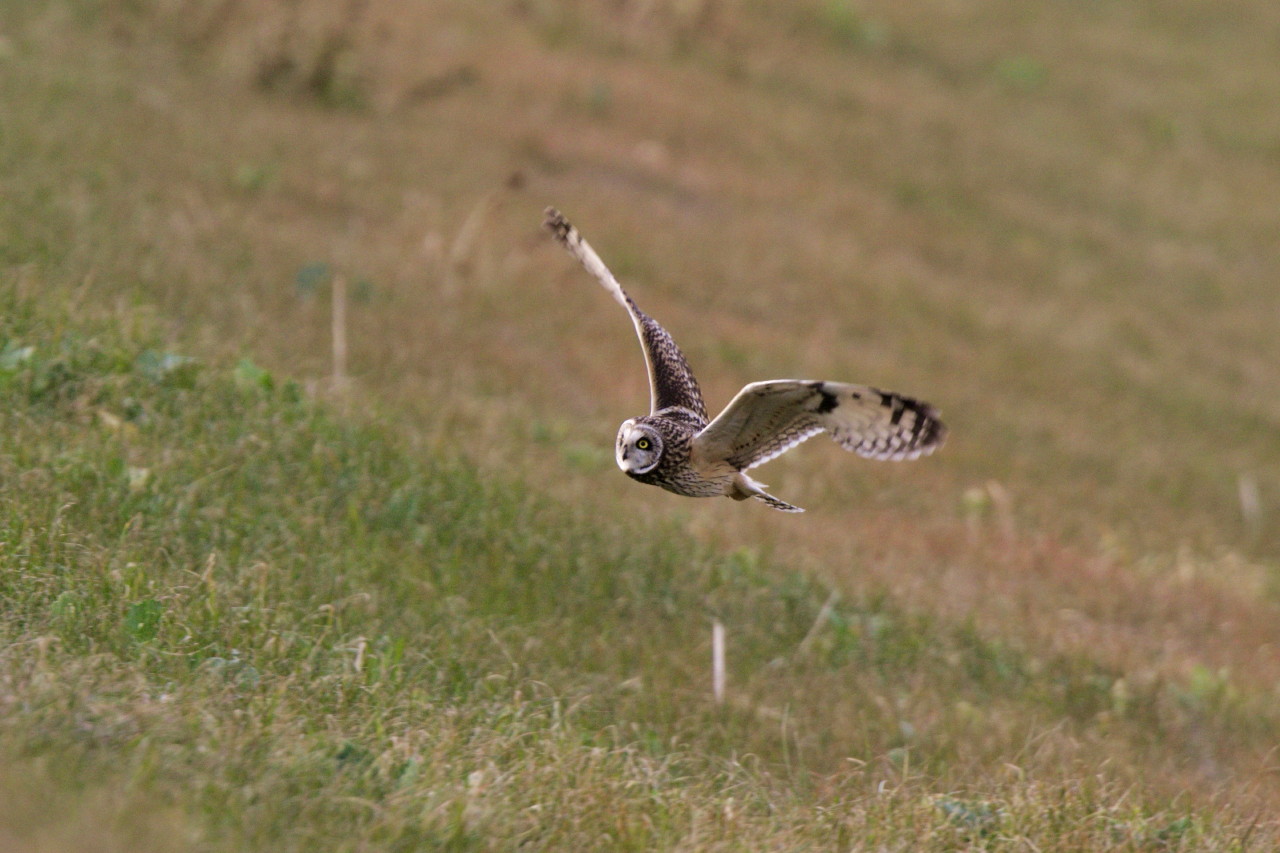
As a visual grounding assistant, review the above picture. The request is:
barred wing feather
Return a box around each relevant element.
[694,380,946,472]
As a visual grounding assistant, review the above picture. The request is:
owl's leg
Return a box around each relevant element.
[728,472,805,513]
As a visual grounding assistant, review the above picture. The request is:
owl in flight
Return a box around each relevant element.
[544,208,946,513]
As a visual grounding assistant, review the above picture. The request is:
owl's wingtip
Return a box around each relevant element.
[543,207,571,240]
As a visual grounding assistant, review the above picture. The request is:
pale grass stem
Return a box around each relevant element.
[444,191,498,294]
[352,636,367,673]
[331,274,349,393]
[987,480,1016,540]
[1238,472,1261,535]
[448,192,495,269]
[712,619,726,705]
[795,589,840,658]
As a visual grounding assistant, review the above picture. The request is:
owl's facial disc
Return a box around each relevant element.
[616,421,661,474]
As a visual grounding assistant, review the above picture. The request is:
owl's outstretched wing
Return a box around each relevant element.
[694,380,946,471]
[545,208,708,421]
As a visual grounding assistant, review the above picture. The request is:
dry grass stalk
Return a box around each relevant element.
[712,619,726,705]
[331,274,349,392]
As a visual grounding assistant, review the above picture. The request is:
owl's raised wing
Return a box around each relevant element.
[545,208,708,421]
[694,380,946,471]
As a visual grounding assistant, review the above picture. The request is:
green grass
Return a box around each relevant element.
[3,0,1280,848]
[0,280,1270,850]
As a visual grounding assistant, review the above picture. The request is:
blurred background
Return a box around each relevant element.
[4,0,1280,844]
[12,0,1277,553]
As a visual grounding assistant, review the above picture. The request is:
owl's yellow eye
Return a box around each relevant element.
[636,438,651,450]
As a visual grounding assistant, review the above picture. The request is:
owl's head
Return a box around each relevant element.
[616,419,662,475]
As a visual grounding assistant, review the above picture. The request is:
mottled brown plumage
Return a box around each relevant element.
[544,210,707,421]
[544,207,946,513]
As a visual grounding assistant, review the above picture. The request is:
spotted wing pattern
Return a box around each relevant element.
[545,208,708,421]
[694,380,946,471]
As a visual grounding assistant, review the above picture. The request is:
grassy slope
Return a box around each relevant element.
[0,276,1266,852]
[2,0,1279,848]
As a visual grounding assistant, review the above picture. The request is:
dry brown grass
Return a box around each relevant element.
[5,0,1280,843]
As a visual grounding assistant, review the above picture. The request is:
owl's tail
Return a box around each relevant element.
[729,472,805,513]
[755,492,805,513]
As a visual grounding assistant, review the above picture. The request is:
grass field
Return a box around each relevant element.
[3,1,1279,849]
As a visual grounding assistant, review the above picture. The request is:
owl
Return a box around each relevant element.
[544,208,946,513]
